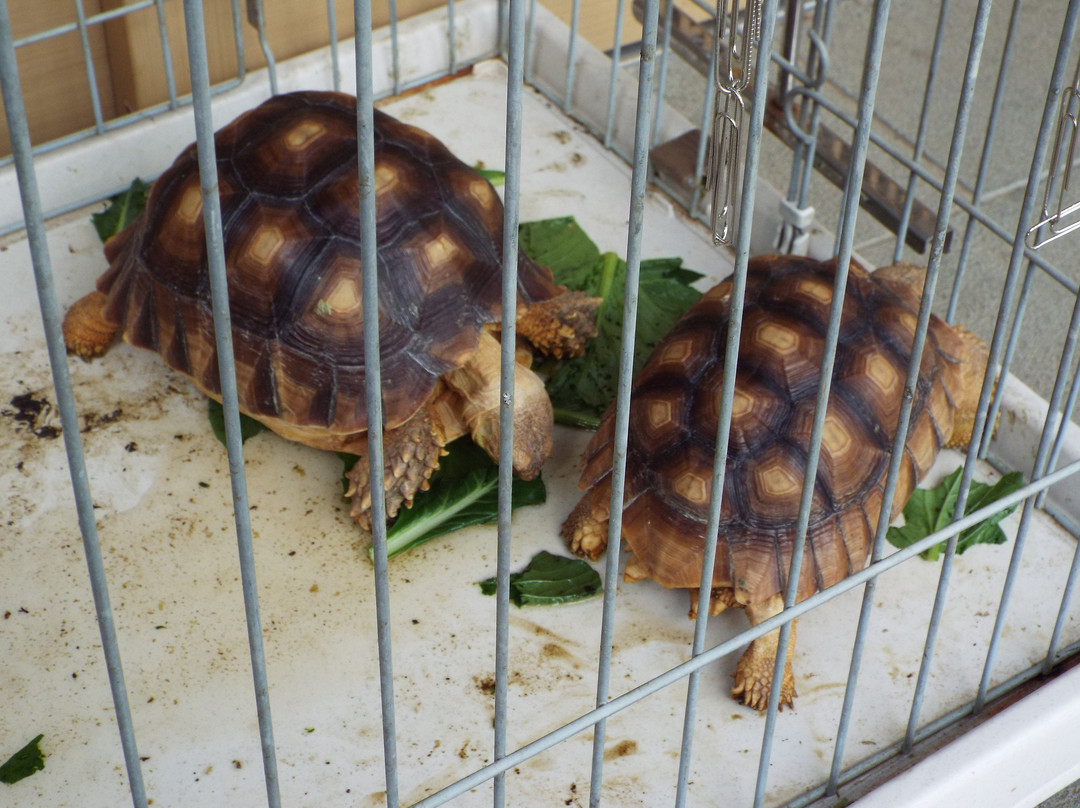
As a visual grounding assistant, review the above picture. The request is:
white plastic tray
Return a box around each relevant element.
[2,5,1078,808]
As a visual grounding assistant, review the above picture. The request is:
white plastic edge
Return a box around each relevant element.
[853,664,1080,808]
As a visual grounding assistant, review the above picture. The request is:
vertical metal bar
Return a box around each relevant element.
[946,0,1023,324]
[388,0,401,96]
[676,4,779,806]
[563,0,581,112]
[448,0,458,75]
[493,1,527,804]
[650,0,675,147]
[688,24,719,220]
[898,0,993,751]
[153,0,179,108]
[0,4,149,806]
[246,0,278,95]
[781,1,834,252]
[755,0,892,804]
[230,0,248,83]
[1039,354,1080,508]
[326,0,341,92]
[981,260,1036,457]
[587,2,661,805]
[524,0,538,86]
[1043,521,1080,672]
[354,0,399,804]
[785,1,835,229]
[179,0,281,805]
[73,0,105,133]
[777,0,800,104]
[602,0,627,149]
[890,0,950,263]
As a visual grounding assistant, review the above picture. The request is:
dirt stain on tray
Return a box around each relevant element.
[4,391,61,438]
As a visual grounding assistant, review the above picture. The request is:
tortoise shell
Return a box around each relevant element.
[568,255,981,605]
[91,90,577,447]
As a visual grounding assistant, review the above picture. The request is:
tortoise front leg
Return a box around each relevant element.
[345,407,447,530]
[440,330,553,480]
[731,593,798,711]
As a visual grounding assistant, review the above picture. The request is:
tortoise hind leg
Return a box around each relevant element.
[516,290,601,358]
[63,291,119,359]
[731,593,798,711]
[562,483,611,561]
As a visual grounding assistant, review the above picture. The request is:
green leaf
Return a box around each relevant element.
[0,734,45,785]
[886,467,1023,561]
[207,398,267,447]
[91,178,150,243]
[479,550,602,606]
[474,167,505,186]
[355,437,547,560]
[519,216,601,275]
[523,219,703,427]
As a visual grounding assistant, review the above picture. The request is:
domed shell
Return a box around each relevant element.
[93,91,566,442]
[576,255,974,605]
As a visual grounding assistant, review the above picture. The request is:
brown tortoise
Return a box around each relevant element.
[562,255,987,710]
[63,91,599,528]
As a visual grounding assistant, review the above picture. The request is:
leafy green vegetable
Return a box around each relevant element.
[519,217,703,428]
[92,178,150,242]
[0,734,45,785]
[207,398,267,446]
[474,167,505,186]
[479,550,602,606]
[345,437,546,560]
[887,467,1024,561]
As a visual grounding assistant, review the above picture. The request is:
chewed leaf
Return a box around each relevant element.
[92,178,150,243]
[479,550,602,606]
[521,217,703,427]
[358,437,547,560]
[519,216,601,275]
[207,398,267,447]
[0,734,45,785]
[474,167,505,186]
[887,467,1023,561]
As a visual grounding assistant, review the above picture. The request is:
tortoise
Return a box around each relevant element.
[63,90,600,528]
[562,255,987,710]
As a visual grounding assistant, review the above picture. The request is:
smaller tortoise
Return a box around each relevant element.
[562,255,987,710]
[64,91,599,528]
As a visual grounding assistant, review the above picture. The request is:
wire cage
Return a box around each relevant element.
[3,0,1080,806]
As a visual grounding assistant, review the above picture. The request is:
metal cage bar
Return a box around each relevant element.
[678,4,781,807]
[945,0,1024,325]
[0,5,149,806]
[586,3,661,803]
[353,1,401,805]
[897,0,995,751]
[178,0,282,804]
[492,1,528,805]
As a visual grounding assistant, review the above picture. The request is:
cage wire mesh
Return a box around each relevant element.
[2,0,1080,806]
